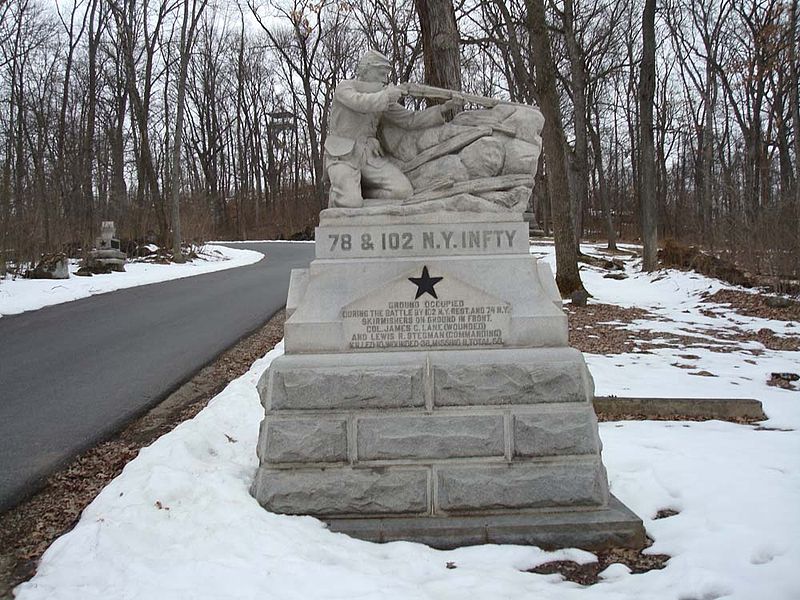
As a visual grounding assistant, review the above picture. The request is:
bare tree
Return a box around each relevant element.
[792,0,800,254]
[54,0,90,239]
[639,0,658,271]
[1,0,797,284]
[109,0,179,243]
[526,0,585,295]
[249,0,335,206]
[170,0,208,259]
[414,0,462,90]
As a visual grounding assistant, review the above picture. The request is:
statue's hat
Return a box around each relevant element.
[358,50,391,72]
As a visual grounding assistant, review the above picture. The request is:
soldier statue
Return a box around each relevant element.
[324,50,463,208]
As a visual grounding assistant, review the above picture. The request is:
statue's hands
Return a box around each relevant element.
[440,94,465,121]
[367,137,385,157]
[383,84,404,106]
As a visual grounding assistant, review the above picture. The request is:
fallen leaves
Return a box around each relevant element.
[701,289,800,322]
[528,542,670,586]
[767,373,799,391]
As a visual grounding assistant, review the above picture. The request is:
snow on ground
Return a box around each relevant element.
[532,241,800,430]
[14,243,800,599]
[0,245,263,318]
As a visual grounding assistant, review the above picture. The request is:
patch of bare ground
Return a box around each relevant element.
[701,289,800,322]
[567,303,652,354]
[567,303,740,354]
[0,311,287,599]
[706,326,800,352]
[528,539,670,585]
[568,302,799,354]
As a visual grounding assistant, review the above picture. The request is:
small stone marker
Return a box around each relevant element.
[250,51,645,551]
[85,221,126,273]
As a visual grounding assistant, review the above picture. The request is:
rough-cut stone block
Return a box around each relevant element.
[251,468,429,516]
[261,418,347,463]
[434,363,588,406]
[513,410,600,457]
[407,155,468,190]
[436,462,608,513]
[478,186,530,210]
[357,415,504,460]
[270,366,425,410]
[501,107,545,146]
[502,139,539,175]
[460,137,505,178]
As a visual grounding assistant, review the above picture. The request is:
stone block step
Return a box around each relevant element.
[257,406,603,467]
[261,347,594,411]
[325,495,645,551]
[251,467,429,516]
[251,459,608,518]
[436,461,608,513]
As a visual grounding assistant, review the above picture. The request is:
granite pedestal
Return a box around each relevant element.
[251,211,645,550]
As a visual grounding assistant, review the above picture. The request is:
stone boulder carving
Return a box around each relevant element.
[379,104,544,213]
[321,49,544,215]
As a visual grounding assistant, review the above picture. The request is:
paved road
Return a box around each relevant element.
[0,242,314,513]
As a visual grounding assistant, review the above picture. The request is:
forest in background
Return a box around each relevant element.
[0,0,798,288]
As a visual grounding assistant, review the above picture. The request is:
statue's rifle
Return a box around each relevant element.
[397,82,529,109]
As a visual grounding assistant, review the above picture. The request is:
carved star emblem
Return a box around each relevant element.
[408,266,443,299]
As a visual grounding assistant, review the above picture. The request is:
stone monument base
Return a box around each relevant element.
[326,495,644,550]
[87,248,126,272]
[251,211,645,551]
[251,347,646,551]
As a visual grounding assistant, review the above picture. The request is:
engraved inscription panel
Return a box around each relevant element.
[316,222,529,259]
[341,269,511,351]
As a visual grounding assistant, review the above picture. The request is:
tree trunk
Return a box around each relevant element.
[413,0,462,91]
[588,106,617,250]
[563,0,589,253]
[110,80,128,218]
[171,0,207,259]
[525,0,585,296]
[701,59,715,244]
[791,0,800,261]
[82,0,103,243]
[639,0,658,271]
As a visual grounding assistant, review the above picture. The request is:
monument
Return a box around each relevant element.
[86,221,126,272]
[250,51,645,550]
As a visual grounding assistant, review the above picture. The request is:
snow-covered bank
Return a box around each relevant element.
[0,244,263,318]
[14,242,800,599]
[533,241,800,430]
